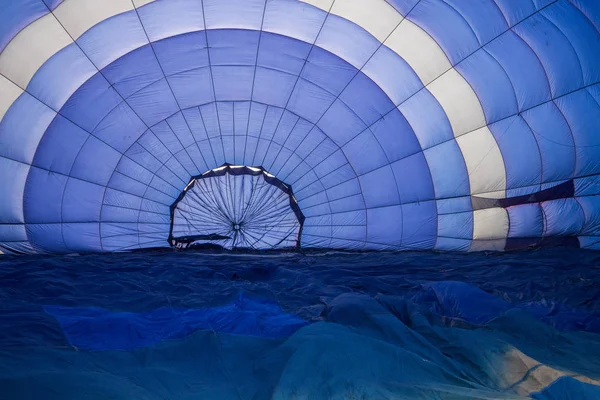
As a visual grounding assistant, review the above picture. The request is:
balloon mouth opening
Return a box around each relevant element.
[168,164,305,250]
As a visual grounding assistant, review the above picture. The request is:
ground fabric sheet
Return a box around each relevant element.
[1,249,600,399]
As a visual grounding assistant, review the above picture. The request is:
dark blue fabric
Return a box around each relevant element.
[408,281,600,333]
[532,376,600,399]
[44,294,308,351]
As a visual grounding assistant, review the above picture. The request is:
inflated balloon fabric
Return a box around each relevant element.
[1,0,600,253]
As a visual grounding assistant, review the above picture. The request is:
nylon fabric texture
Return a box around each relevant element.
[0,0,599,253]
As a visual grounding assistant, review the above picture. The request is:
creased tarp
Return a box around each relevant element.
[1,249,600,399]
[43,294,308,351]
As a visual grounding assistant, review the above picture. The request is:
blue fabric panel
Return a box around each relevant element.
[366,205,403,246]
[61,178,104,223]
[489,116,541,190]
[60,73,122,133]
[442,0,507,45]
[312,147,346,177]
[542,199,585,236]
[167,67,214,109]
[521,102,575,183]
[258,106,284,142]
[76,11,148,70]
[409,0,480,65]
[127,79,179,127]
[359,166,400,208]
[207,29,259,66]
[507,203,544,238]
[0,158,29,224]
[325,179,361,202]
[23,167,67,224]
[181,108,208,142]
[370,109,421,163]
[212,65,254,101]
[62,223,101,252]
[258,32,311,76]
[302,137,337,169]
[391,152,435,204]
[569,0,600,32]
[149,121,183,156]
[398,89,453,150]
[234,102,250,136]
[329,193,365,214]
[423,140,470,199]
[437,212,473,239]
[554,90,600,176]
[109,166,150,196]
[0,0,47,52]
[340,72,397,127]
[513,13,583,98]
[577,196,600,236]
[100,223,141,250]
[317,100,366,147]
[152,32,208,76]
[542,1,600,87]
[203,0,265,30]
[25,223,68,252]
[115,157,154,187]
[0,95,56,166]
[101,45,163,100]
[435,237,471,251]
[166,112,196,152]
[271,111,297,147]
[252,67,296,108]
[27,44,98,111]
[217,103,235,137]
[33,115,88,175]
[301,47,356,97]
[456,50,518,124]
[108,173,148,199]
[492,0,537,27]
[70,137,121,186]
[100,206,139,224]
[42,0,64,10]
[342,131,387,175]
[130,132,171,172]
[484,31,551,111]
[93,102,147,153]
[363,45,423,106]
[316,14,380,69]
[401,201,437,249]
[576,176,600,198]
[288,79,335,123]
[136,0,205,43]
[44,294,306,351]
[437,196,472,214]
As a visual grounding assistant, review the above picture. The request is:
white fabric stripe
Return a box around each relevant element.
[473,208,508,240]
[384,19,451,86]
[427,69,487,138]
[133,0,155,6]
[0,13,71,89]
[0,75,23,122]
[53,0,134,40]
[301,0,335,10]
[455,127,506,199]
[330,0,402,42]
